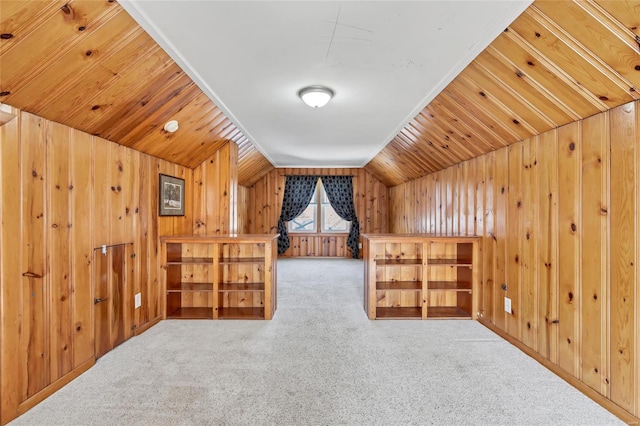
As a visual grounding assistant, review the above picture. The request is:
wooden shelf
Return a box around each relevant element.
[162,235,278,320]
[428,281,472,291]
[375,258,422,266]
[427,306,471,319]
[218,307,264,319]
[363,235,478,320]
[427,258,472,267]
[219,257,265,265]
[376,307,422,319]
[167,257,214,265]
[376,281,422,290]
[167,307,213,319]
[167,282,213,292]
[219,282,264,292]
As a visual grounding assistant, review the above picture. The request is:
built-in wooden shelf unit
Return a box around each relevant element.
[160,234,278,320]
[363,234,479,320]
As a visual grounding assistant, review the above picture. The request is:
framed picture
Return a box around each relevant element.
[159,174,185,216]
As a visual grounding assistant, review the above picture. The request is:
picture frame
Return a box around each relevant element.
[159,174,185,216]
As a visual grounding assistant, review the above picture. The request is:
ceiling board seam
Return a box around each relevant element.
[445,82,524,142]
[579,0,640,54]
[399,125,458,169]
[410,114,479,161]
[502,26,609,112]
[422,104,503,154]
[398,126,453,167]
[484,45,582,122]
[391,134,442,173]
[436,95,510,150]
[465,62,556,129]
[415,110,489,159]
[456,72,539,137]
[527,4,640,100]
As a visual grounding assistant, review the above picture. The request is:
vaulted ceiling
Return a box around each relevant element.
[1,1,640,187]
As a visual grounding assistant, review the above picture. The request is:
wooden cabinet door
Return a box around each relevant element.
[94,244,130,359]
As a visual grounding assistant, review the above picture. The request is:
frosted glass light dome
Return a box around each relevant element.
[298,86,334,108]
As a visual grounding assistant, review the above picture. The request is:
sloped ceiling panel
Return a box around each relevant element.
[366,0,640,187]
[0,0,274,187]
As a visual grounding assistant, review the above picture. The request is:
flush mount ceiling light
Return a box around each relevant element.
[163,120,179,133]
[298,85,334,108]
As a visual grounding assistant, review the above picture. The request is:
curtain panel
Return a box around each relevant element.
[277,175,319,254]
[320,176,360,259]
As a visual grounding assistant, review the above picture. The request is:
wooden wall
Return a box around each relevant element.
[389,100,640,422]
[247,168,388,257]
[192,142,238,235]
[0,107,192,424]
[238,185,250,234]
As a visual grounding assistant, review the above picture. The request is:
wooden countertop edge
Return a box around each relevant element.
[160,234,279,243]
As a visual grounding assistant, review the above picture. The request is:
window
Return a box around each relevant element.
[288,180,349,233]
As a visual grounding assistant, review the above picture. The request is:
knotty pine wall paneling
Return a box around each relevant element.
[237,185,250,234]
[388,100,640,422]
[494,148,508,332]
[557,122,581,378]
[1,105,21,424]
[506,143,522,340]
[0,107,192,424]
[192,141,238,235]
[536,129,559,365]
[521,137,537,352]
[609,103,637,414]
[580,112,609,395]
[19,111,48,402]
[246,168,388,258]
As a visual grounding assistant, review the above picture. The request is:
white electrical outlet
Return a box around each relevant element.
[135,293,142,308]
[358,242,363,249]
[504,297,512,314]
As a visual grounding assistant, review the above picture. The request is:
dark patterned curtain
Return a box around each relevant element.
[320,176,360,258]
[277,175,319,254]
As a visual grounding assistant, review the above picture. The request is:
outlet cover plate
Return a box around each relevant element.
[504,297,511,314]
[135,293,141,308]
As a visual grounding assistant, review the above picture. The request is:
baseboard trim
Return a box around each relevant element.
[477,318,640,426]
[17,358,95,416]
[134,315,162,336]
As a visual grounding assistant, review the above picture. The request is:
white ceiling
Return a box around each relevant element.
[121,0,532,168]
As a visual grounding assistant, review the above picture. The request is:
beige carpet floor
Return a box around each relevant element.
[11,258,624,425]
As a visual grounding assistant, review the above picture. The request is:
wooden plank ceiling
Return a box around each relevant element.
[367,0,640,186]
[2,1,640,188]
[0,0,273,186]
